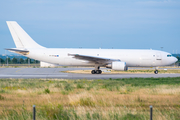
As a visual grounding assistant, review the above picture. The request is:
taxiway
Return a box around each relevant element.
[0,68,180,79]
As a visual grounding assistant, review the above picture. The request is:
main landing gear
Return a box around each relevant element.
[91,65,102,74]
[91,70,102,74]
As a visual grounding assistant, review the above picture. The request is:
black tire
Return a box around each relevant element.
[99,70,102,74]
[154,70,158,74]
[91,70,96,74]
[96,70,102,74]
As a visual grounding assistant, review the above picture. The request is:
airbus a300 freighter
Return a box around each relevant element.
[6,21,178,74]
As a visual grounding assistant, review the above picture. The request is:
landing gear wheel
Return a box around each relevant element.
[154,70,158,74]
[91,70,96,74]
[96,70,102,74]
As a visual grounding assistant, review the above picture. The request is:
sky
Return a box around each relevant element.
[0,0,180,54]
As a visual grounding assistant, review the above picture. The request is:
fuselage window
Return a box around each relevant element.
[167,55,172,57]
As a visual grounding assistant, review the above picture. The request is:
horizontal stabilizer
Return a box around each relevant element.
[6,48,29,55]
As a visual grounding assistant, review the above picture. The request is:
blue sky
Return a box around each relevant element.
[0,0,180,54]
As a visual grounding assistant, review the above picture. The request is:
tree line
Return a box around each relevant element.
[177,56,180,62]
[0,57,40,64]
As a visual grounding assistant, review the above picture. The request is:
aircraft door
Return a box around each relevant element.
[156,52,162,66]
[156,53,162,60]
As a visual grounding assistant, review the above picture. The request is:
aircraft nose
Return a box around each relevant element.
[173,57,178,63]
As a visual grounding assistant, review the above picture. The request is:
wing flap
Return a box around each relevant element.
[68,54,120,64]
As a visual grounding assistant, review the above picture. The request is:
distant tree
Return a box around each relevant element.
[25,58,28,64]
[12,57,18,64]
[5,58,11,64]
[0,58,5,64]
[33,59,36,63]
[19,58,24,64]
[177,56,180,62]
[24,58,40,64]
[30,59,34,64]
[25,58,31,64]
[33,60,39,64]
[36,60,40,63]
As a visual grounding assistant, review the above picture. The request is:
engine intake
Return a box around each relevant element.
[106,61,128,71]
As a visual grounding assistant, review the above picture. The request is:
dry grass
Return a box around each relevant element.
[0,78,180,119]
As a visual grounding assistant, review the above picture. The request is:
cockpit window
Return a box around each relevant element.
[167,54,172,57]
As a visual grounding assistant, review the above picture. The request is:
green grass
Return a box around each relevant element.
[44,88,50,94]
[0,77,180,92]
[113,77,180,87]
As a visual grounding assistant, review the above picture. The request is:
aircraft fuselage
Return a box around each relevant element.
[26,48,177,67]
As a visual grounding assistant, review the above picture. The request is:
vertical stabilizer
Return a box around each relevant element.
[6,21,44,48]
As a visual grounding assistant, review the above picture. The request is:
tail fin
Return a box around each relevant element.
[6,21,44,48]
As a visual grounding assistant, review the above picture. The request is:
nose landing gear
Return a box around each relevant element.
[154,67,158,74]
[154,70,158,74]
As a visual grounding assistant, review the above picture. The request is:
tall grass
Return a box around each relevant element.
[0,77,180,119]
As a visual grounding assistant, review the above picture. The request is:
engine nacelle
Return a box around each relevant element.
[106,62,128,71]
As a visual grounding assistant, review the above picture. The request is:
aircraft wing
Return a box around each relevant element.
[68,54,120,64]
[6,48,29,55]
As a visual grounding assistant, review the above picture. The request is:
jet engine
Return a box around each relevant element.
[106,61,128,71]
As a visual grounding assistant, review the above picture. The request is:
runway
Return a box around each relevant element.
[0,67,180,79]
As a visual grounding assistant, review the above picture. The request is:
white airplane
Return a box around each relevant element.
[6,21,178,74]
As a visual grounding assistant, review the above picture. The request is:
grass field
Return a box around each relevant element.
[0,77,180,120]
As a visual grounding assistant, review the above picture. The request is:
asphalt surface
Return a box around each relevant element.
[0,67,180,79]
